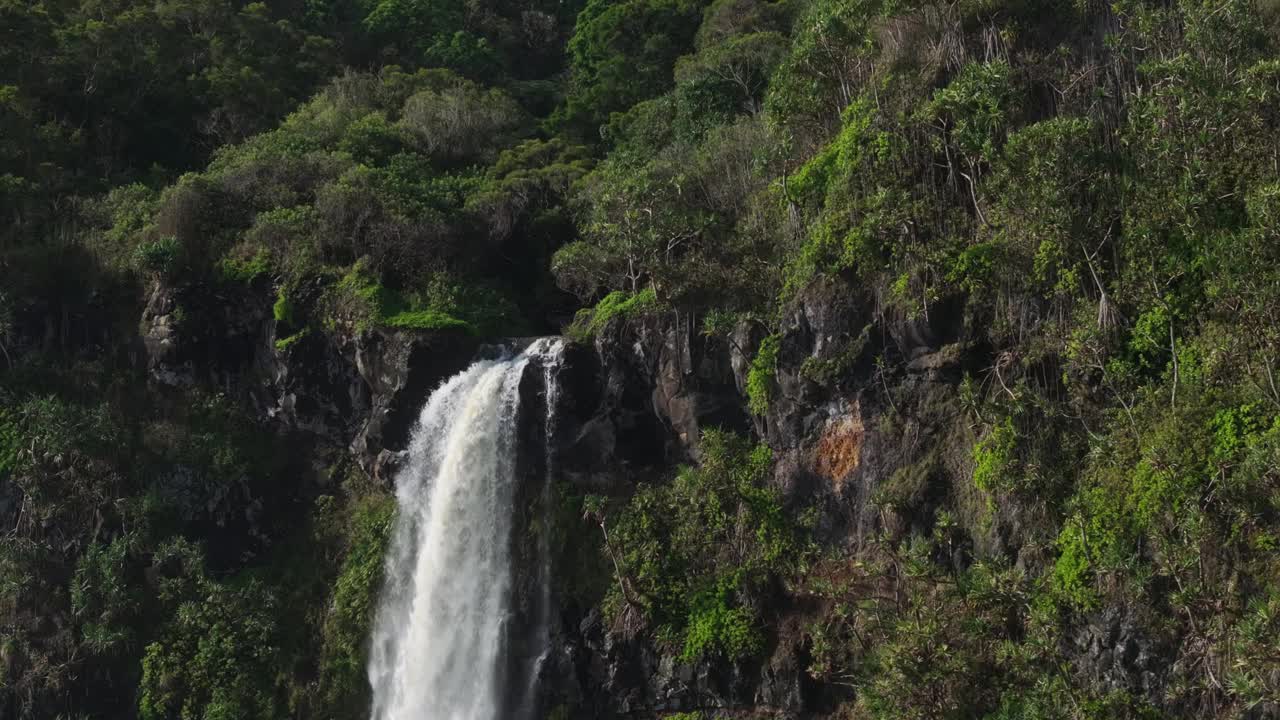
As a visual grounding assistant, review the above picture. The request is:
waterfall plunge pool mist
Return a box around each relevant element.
[367,338,563,720]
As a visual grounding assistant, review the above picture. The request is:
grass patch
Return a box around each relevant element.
[567,287,657,340]
[274,328,310,352]
[383,308,470,331]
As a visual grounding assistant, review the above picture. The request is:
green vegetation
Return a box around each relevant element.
[325,260,512,335]
[561,0,1280,715]
[273,286,297,325]
[566,287,659,340]
[589,430,802,661]
[133,237,183,278]
[317,493,396,714]
[274,329,310,353]
[139,545,284,720]
[971,416,1016,492]
[746,334,780,416]
[556,0,708,134]
[219,247,272,283]
[6,0,1280,716]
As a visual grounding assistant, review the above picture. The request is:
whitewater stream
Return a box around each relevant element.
[367,339,562,720]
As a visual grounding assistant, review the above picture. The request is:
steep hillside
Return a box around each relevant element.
[3,0,1280,718]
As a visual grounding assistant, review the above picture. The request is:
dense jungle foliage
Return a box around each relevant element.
[4,0,1280,717]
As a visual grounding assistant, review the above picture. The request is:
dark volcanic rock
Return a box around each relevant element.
[140,279,275,390]
[344,328,480,477]
[140,278,482,474]
[135,273,1179,719]
[535,317,813,718]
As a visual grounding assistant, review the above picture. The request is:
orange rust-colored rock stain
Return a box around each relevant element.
[813,404,864,491]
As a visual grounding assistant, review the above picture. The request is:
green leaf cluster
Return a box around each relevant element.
[600,430,802,661]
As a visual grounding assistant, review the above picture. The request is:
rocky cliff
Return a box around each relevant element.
[128,270,1209,720]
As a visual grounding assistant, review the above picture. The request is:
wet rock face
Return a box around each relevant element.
[137,280,823,717]
[506,352,558,720]
[529,277,1040,717]
[649,314,751,455]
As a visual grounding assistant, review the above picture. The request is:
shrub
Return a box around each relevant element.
[318,494,395,713]
[133,236,182,278]
[338,112,404,164]
[806,552,1064,720]
[551,240,618,301]
[600,429,800,661]
[399,273,523,336]
[218,246,271,283]
[746,334,779,416]
[71,535,140,657]
[139,543,284,720]
[566,288,658,340]
[242,205,320,280]
[323,260,401,331]
[927,60,1017,166]
[272,286,296,325]
[681,575,761,661]
[972,416,1017,492]
[91,183,160,271]
[399,83,525,162]
[777,94,907,295]
[0,406,18,481]
[323,260,518,335]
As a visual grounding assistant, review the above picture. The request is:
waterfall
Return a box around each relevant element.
[367,338,562,720]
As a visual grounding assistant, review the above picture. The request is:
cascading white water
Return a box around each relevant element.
[367,339,562,720]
